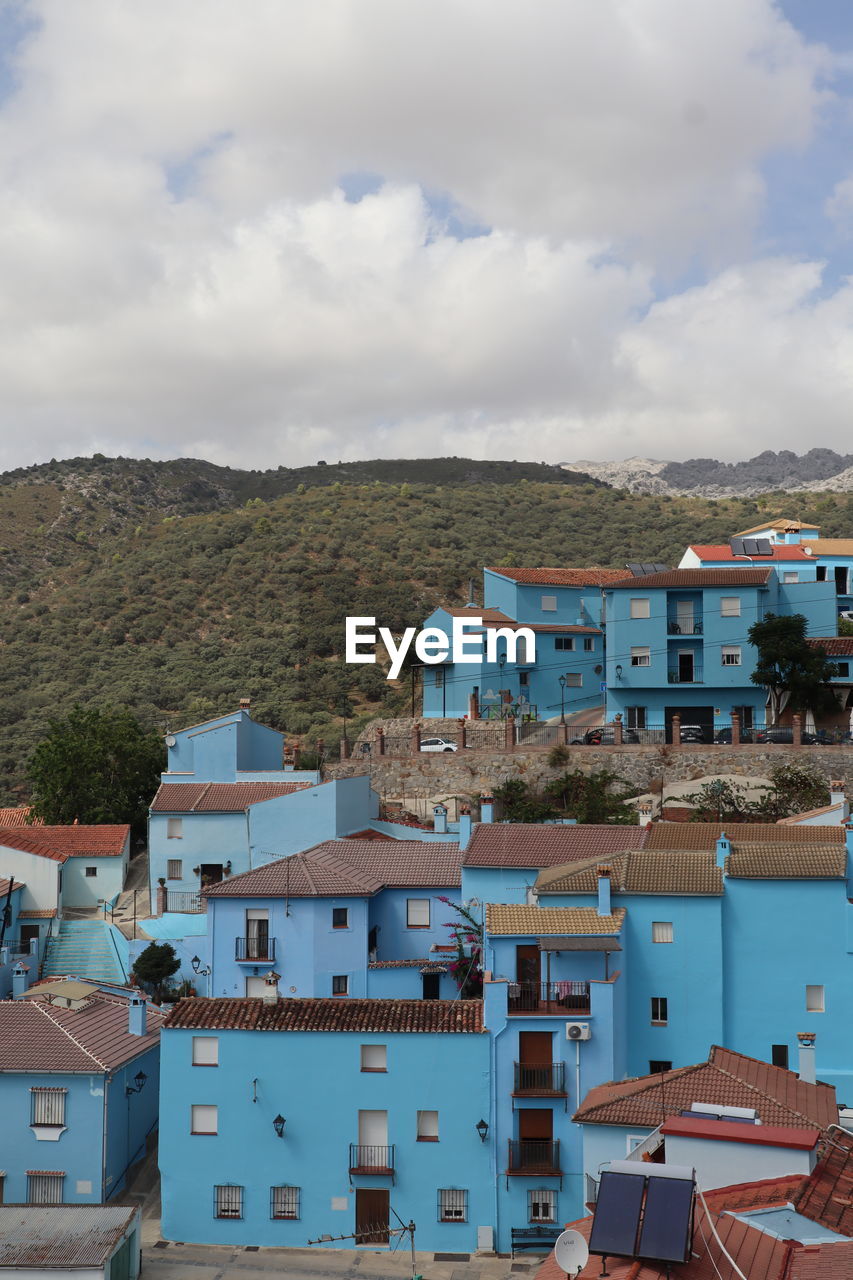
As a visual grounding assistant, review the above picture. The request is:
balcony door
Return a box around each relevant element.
[519,1031,552,1092]
[246,909,269,960]
[677,651,694,682]
[676,599,694,634]
[358,1109,388,1147]
[516,945,540,983]
[519,1109,553,1141]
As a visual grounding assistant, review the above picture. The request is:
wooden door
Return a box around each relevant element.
[355,1188,389,1245]
[519,1031,552,1064]
[19,924,40,946]
[516,945,540,982]
[519,1109,553,1140]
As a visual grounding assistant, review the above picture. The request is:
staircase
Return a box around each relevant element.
[42,919,128,985]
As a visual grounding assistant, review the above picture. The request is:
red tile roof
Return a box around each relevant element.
[204,840,462,898]
[646,823,844,849]
[485,567,627,586]
[17,908,56,918]
[150,781,313,812]
[608,568,774,589]
[688,544,817,562]
[205,850,382,899]
[807,636,853,656]
[310,840,462,888]
[441,608,600,634]
[661,1115,820,1150]
[574,1045,837,1131]
[26,826,129,857]
[0,878,24,899]
[794,1127,853,1237]
[0,990,165,1071]
[463,823,647,868]
[0,807,40,826]
[0,830,68,863]
[368,959,447,971]
[164,996,484,1033]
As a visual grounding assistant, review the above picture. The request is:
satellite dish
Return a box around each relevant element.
[554,1229,589,1276]
[165,735,176,747]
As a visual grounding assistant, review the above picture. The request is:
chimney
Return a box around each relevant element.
[239,697,251,712]
[638,802,653,828]
[467,579,477,607]
[715,832,730,870]
[597,865,612,917]
[433,803,448,835]
[128,994,147,1037]
[830,781,848,819]
[458,812,472,849]
[797,1032,816,1085]
[263,970,281,1004]
[12,961,30,999]
[480,796,495,824]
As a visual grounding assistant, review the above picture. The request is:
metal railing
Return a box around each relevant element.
[508,980,590,1015]
[516,723,565,747]
[349,1144,395,1173]
[236,936,276,962]
[166,890,206,913]
[507,1139,561,1174]
[667,620,703,634]
[513,1062,566,1094]
[667,669,704,684]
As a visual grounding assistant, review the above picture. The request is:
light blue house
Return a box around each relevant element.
[421,567,624,722]
[0,978,162,1204]
[602,566,837,740]
[0,875,37,998]
[159,996,491,1251]
[202,839,464,1000]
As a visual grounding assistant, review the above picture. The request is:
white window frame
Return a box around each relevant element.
[360,1044,387,1072]
[192,1036,219,1067]
[630,598,651,619]
[626,706,647,730]
[631,647,651,667]
[528,1189,557,1223]
[721,646,742,666]
[271,1184,300,1220]
[651,997,668,1024]
[626,1134,647,1155]
[652,921,673,944]
[191,1104,218,1135]
[417,1109,439,1141]
[583,636,595,651]
[438,1188,468,1222]
[332,974,349,996]
[214,1184,243,1219]
[167,859,183,880]
[407,898,430,928]
[166,818,183,839]
[806,984,825,1013]
[541,595,557,612]
[720,597,741,617]
[31,1088,66,1127]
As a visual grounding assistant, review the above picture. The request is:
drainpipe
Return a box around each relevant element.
[488,987,509,1255]
[101,1074,109,1202]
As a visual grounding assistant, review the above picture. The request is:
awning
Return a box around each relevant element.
[538,937,622,952]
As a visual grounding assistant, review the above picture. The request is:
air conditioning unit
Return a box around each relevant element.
[566,1022,591,1041]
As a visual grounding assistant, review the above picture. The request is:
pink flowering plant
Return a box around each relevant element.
[438,896,483,998]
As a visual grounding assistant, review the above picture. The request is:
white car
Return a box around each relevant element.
[419,736,458,753]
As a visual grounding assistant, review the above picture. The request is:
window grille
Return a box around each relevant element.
[270,1185,300,1219]
[167,859,182,880]
[214,1184,243,1219]
[85,866,97,878]
[438,1188,467,1221]
[528,1189,556,1222]
[564,673,582,687]
[652,921,673,943]
[31,1088,66,1126]
[27,1172,64,1204]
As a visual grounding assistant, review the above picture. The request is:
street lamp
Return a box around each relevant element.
[191,955,211,976]
[273,1114,286,1138]
[126,1070,147,1097]
[559,674,566,724]
[475,1118,489,1143]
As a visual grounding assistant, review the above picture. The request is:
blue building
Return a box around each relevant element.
[421,567,624,722]
[0,978,162,1204]
[602,566,837,740]
[159,996,491,1251]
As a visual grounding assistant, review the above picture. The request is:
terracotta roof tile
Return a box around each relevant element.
[688,544,818,562]
[485,567,627,586]
[440,608,600,634]
[22,826,129,857]
[368,959,448,971]
[726,843,846,878]
[464,823,647,868]
[204,840,462,898]
[646,823,844,849]
[807,637,853,656]
[486,904,625,935]
[794,1127,853,1237]
[806,539,853,555]
[0,807,40,826]
[0,830,68,863]
[164,996,484,1033]
[0,878,24,899]
[204,850,383,899]
[150,781,312,813]
[608,568,774,589]
[574,1044,836,1130]
[734,519,815,535]
[0,991,164,1072]
[17,909,56,919]
[536,850,723,896]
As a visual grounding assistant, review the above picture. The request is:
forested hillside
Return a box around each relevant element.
[3,455,853,803]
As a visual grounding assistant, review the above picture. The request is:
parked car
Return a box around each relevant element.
[571,726,641,745]
[754,727,823,745]
[714,727,755,744]
[677,724,709,744]
[419,736,458,753]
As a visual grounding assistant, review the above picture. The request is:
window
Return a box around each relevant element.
[28,1172,64,1204]
[627,1135,646,1154]
[720,597,741,617]
[721,645,742,665]
[554,637,575,651]
[332,975,349,996]
[806,984,825,1013]
[0,1173,3,1204]
[407,898,430,928]
[166,818,183,839]
[564,673,582,687]
[360,1044,387,1072]
[85,866,97,878]
[519,671,529,687]
[528,1189,556,1223]
[332,907,349,929]
[583,637,595,651]
[652,921,673,943]
[649,1061,672,1074]
[271,1185,300,1220]
[541,595,557,611]
[31,1088,66,1127]
[434,668,443,687]
[438,1189,468,1222]
[417,1110,439,1141]
[214,1185,243,1219]
[783,572,799,583]
[771,1044,789,1069]
[192,1036,219,1066]
[167,859,182,880]
[626,706,647,729]
[836,662,850,678]
[651,997,668,1025]
[191,1104,218,1135]
[631,647,651,666]
[630,598,650,619]
[817,566,827,581]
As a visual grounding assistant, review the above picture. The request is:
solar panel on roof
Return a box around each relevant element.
[652,563,669,573]
[588,1171,644,1258]
[754,538,772,555]
[626,562,646,576]
[637,1175,694,1264]
[730,537,745,555]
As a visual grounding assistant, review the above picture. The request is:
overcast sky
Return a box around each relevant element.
[0,0,852,471]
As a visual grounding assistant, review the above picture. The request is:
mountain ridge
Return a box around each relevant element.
[563,449,853,497]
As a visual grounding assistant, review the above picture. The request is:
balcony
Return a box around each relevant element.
[513,1062,566,1096]
[508,980,590,1016]
[349,1144,395,1177]
[507,1139,561,1176]
[667,668,703,684]
[235,936,276,962]
[667,620,703,635]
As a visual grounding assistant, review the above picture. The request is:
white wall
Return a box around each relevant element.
[0,844,61,913]
[664,1132,815,1191]
[61,856,127,908]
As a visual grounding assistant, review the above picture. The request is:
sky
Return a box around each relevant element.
[0,0,852,471]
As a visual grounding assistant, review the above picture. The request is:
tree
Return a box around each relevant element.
[131,941,181,1003]
[26,704,164,838]
[437,897,483,998]
[491,778,557,822]
[543,767,635,824]
[748,613,839,725]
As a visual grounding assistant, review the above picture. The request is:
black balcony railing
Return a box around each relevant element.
[349,1144,395,1174]
[667,620,703,634]
[507,1140,561,1174]
[508,981,590,1015]
[235,936,276,962]
[513,1062,566,1095]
